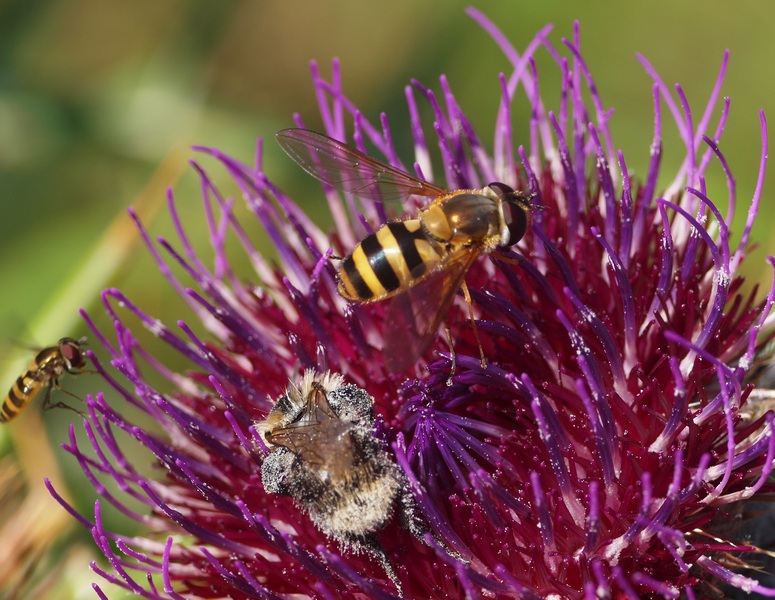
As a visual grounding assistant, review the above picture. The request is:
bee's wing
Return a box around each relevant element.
[272,387,354,479]
[276,128,447,205]
[272,387,339,455]
[299,383,337,426]
[383,248,479,373]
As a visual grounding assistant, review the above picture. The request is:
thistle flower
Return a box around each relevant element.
[49,8,775,598]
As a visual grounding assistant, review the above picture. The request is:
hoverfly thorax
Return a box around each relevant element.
[422,191,502,247]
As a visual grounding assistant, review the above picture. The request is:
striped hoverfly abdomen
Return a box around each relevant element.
[337,219,445,302]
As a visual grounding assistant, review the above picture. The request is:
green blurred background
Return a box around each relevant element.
[1,1,774,598]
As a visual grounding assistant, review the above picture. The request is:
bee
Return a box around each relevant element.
[1,337,87,422]
[258,371,439,595]
[276,128,533,373]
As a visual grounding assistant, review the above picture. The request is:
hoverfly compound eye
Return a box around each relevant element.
[487,182,529,247]
[502,200,528,246]
[486,182,514,197]
[59,338,86,370]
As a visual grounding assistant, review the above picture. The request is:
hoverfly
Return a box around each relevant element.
[276,128,532,373]
[1,337,87,422]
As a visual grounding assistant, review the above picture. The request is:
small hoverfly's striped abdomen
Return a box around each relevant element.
[1,356,45,422]
[338,220,444,302]
[2,378,31,422]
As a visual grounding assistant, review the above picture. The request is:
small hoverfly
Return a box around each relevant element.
[1,337,87,422]
[276,128,533,373]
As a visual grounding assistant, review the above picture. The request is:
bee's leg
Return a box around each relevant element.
[397,479,468,565]
[352,535,403,597]
[460,280,486,369]
[396,476,427,540]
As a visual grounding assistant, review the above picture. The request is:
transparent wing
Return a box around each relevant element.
[276,128,447,205]
[383,248,479,373]
[270,386,354,472]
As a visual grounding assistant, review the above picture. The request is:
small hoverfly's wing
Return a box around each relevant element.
[383,248,479,373]
[276,128,447,205]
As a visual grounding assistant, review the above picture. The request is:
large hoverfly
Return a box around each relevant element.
[1,337,86,422]
[276,129,532,373]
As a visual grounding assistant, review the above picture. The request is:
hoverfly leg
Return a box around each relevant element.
[444,323,456,386]
[460,280,487,370]
[40,383,56,411]
[42,383,86,418]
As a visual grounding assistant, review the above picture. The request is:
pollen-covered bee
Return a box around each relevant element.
[1,337,87,422]
[258,371,436,595]
[276,128,533,373]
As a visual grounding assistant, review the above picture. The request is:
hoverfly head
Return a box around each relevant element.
[58,338,87,370]
[487,182,531,247]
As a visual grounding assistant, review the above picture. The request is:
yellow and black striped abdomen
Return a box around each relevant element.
[1,346,69,422]
[337,220,444,302]
[1,358,46,422]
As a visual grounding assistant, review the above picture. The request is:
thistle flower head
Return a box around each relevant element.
[50,8,775,598]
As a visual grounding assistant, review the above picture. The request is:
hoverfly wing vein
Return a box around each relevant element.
[384,249,478,373]
[276,128,446,205]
